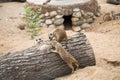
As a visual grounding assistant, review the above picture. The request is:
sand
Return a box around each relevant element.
[0,0,120,80]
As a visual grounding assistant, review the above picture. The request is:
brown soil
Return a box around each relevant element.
[0,0,120,80]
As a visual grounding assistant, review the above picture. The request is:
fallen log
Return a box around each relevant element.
[107,0,120,5]
[0,0,25,2]
[0,33,96,80]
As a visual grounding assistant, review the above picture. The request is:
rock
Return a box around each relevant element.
[73,12,82,17]
[45,19,52,25]
[54,18,64,26]
[49,24,56,28]
[57,10,63,15]
[81,23,91,29]
[72,20,85,26]
[81,10,85,15]
[73,8,80,12]
[93,16,97,20]
[51,18,55,22]
[56,15,63,18]
[39,19,45,23]
[82,12,88,19]
[72,26,81,32]
[40,23,48,28]
[71,17,79,22]
[45,12,49,17]
[86,12,94,17]
[39,14,45,19]
[95,12,101,17]
[50,11,57,17]
[86,18,94,23]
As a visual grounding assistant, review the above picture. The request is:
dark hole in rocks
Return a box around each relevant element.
[63,15,72,30]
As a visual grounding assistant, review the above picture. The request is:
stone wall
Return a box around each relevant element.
[39,10,64,28]
[23,2,101,31]
[71,8,99,31]
[38,8,100,30]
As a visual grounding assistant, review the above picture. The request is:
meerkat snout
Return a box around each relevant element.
[36,38,43,44]
[49,33,54,41]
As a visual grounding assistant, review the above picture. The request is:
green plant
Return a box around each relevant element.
[22,5,42,39]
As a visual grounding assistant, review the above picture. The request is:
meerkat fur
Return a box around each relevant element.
[50,40,79,73]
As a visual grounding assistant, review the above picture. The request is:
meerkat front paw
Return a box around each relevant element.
[51,49,57,53]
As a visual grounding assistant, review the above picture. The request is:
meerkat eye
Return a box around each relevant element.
[50,33,53,36]
[39,38,41,41]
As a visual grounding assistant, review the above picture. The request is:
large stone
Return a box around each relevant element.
[54,18,64,26]
[81,11,89,19]
[72,20,85,26]
[95,12,101,17]
[93,16,97,20]
[49,24,56,28]
[40,23,48,28]
[86,12,94,17]
[71,17,79,22]
[50,11,57,17]
[57,10,63,15]
[73,12,82,18]
[56,15,63,18]
[39,14,45,19]
[52,18,55,22]
[73,8,80,12]
[86,18,94,23]
[81,23,91,29]
[72,26,81,32]
[45,12,49,17]
[45,19,52,25]
[81,10,85,15]
[39,19,45,23]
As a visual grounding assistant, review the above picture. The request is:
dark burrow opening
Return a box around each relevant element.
[63,15,72,30]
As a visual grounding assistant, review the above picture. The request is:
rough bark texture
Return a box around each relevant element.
[0,0,25,2]
[0,33,96,80]
[107,0,120,5]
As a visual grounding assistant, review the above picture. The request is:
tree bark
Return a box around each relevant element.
[0,33,96,80]
[107,0,120,5]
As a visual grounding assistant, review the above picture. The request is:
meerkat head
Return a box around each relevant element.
[111,11,115,15]
[36,38,43,44]
[49,33,56,41]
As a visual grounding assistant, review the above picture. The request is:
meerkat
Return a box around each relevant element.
[103,12,113,21]
[111,11,120,20]
[111,11,116,20]
[103,11,117,21]
[50,40,79,73]
[48,28,68,42]
[36,38,51,50]
[107,0,120,5]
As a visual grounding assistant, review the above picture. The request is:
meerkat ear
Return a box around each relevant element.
[49,33,53,35]
[49,33,54,40]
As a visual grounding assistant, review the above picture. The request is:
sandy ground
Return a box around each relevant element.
[0,0,120,80]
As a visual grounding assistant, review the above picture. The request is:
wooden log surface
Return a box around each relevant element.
[0,33,96,80]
